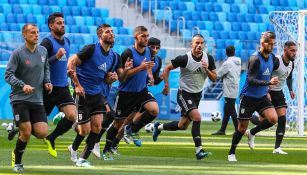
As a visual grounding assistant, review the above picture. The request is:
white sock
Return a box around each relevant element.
[195,146,202,154]
[158,124,164,131]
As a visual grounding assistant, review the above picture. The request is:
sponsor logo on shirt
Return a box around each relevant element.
[25,59,31,65]
[263,68,270,76]
[58,55,67,62]
[41,56,46,63]
[98,62,107,71]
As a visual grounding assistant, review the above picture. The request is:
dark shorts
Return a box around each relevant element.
[114,88,156,119]
[102,102,116,128]
[43,86,75,115]
[12,102,47,126]
[177,89,202,117]
[238,95,274,120]
[269,90,287,109]
[76,93,107,124]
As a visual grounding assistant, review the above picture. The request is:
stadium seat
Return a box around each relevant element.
[238,4,247,14]
[159,1,169,9]
[123,35,134,46]
[58,0,66,6]
[185,2,195,11]
[88,26,96,34]
[0,14,4,24]
[16,14,26,23]
[80,26,89,33]
[217,12,226,22]
[62,6,71,16]
[6,13,16,23]
[70,44,79,54]
[211,30,220,39]
[236,13,245,23]
[2,4,12,14]
[40,24,49,32]
[84,16,94,26]
[205,21,214,31]
[271,0,279,5]
[231,22,241,31]
[91,8,101,17]
[70,25,79,33]
[204,2,213,11]
[66,16,75,25]
[169,2,178,10]
[172,10,182,20]
[42,6,52,15]
[157,48,167,59]
[196,21,206,30]
[238,31,247,40]
[247,5,256,13]
[258,6,267,14]
[213,3,222,12]
[71,6,81,16]
[74,35,84,44]
[195,2,204,11]
[76,0,86,6]
[186,20,196,30]
[222,22,231,31]
[49,0,58,5]
[258,23,267,32]
[115,35,124,45]
[81,7,90,16]
[182,11,191,21]
[38,0,47,5]
[181,29,192,41]
[74,16,85,26]
[9,23,19,31]
[245,14,254,22]
[200,11,209,21]
[246,31,256,40]
[32,5,42,14]
[229,31,238,39]
[1,52,10,61]
[230,4,239,13]
[200,30,210,38]
[178,2,187,11]
[20,5,31,15]
[219,31,229,39]
[210,12,218,21]
[227,13,236,22]
[118,27,128,35]
[104,18,115,26]
[241,23,250,31]
[280,0,288,6]
[191,11,200,21]
[95,17,105,26]
[28,0,38,4]
[12,4,23,14]
[51,6,61,13]
[225,39,234,47]
[67,0,77,6]
[86,0,95,7]
[0,23,9,31]
[296,0,304,8]
[249,23,258,32]
[287,0,296,6]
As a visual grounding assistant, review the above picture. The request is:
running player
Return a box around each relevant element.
[152,34,217,160]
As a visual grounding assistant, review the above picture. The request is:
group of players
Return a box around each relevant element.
[3,12,297,172]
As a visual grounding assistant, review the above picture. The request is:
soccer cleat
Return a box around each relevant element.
[195,149,211,160]
[110,147,120,155]
[245,130,255,150]
[228,154,237,162]
[92,143,101,158]
[43,138,57,157]
[211,130,226,135]
[123,125,131,144]
[4,122,18,141]
[76,158,91,167]
[152,122,161,142]
[52,112,65,125]
[11,150,15,167]
[273,147,288,155]
[68,145,78,162]
[131,132,142,147]
[13,164,24,173]
[102,152,114,161]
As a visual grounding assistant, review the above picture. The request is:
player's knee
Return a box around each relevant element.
[65,112,76,122]
[20,130,32,141]
[268,116,278,124]
[34,130,48,139]
[148,108,159,116]
[79,128,90,136]
[178,123,188,130]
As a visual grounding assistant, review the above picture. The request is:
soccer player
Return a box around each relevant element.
[5,23,52,172]
[116,26,158,147]
[41,12,76,158]
[67,24,128,167]
[212,46,240,135]
[249,41,297,154]
[152,34,217,160]
[228,31,279,162]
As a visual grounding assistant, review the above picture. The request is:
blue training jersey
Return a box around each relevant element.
[241,52,273,98]
[119,47,151,92]
[47,35,70,87]
[100,53,119,97]
[76,42,116,95]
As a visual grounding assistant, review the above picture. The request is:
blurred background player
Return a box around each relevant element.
[249,41,297,154]
[152,34,217,160]
[212,45,240,135]
[5,23,52,172]
[228,31,279,162]
[41,12,77,158]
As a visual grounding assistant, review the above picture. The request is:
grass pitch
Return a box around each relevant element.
[0,121,307,175]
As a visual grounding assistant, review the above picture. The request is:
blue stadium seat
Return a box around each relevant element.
[157,48,167,59]
[6,13,16,23]
[288,0,296,7]
[49,0,58,5]
[20,5,31,15]
[74,35,84,44]
[271,0,279,5]
[173,10,182,20]
[280,0,288,6]
[74,16,85,26]
[211,30,220,39]
[1,52,10,61]
[81,7,90,16]
[249,23,258,32]
[222,22,231,31]
[62,6,71,16]
[238,4,247,14]
[80,26,89,33]
[67,0,77,6]
[66,16,75,25]
[267,24,274,31]
[88,26,96,34]
[217,12,226,22]
[159,1,169,9]
[91,8,101,17]
[186,20,196,30]
[210,12,218,21]
[86,0,95,7]
[195,2,204,11]
[227,13,236,22]
[16,14,25,23]
[9,23,19,31]
[70,25,79,33]
[2,4,12,14]
[95,17,105,26]
[71,6,81,16]
[84,16,94,26]
[247,31,256,40]
[248,5,256,13]
[213,3,222,12]
[258,6,267,14]
[0,14,4,24]
[205,21,214,31]
[196,21,206,30]
[238,31,247,40]
[169,2,178,10]
[200,30,210,38]
[32,5,42,14]
[258,23,267,32]
[205,2,213,11]
[245,14,254,22]
[38,0,47,5]
[111,26,118,34]
[178,2,187,11]
[296,0,304,8]
[253,0,262,5]
[231,22,241,31]
[26,14,36,23]
[123,35,134,46]
[230,4,240,13]
[191,11,200,21]
[0,23,9,31]
[182,11,191,21]
[220,31,229,39]
[185,2,195,11]
[42,6,52,15]
[236,13,245,23]
[58,0,66,6]
[28,0,38,4]
[70,44,79,54]
[114,18,123,27]
[118,27,128,35]
[181,29,192,41]
[215,49,222,61]
[51,6,61,13]
[229,31,238,39]
[65,25,70,33]
[241,23,250,31]
[266,6,275,12]
[13,4,23,14]
[76,0,86,6]
[225,39,234,47]
[105,18,115,26]
[115,35,123,45]
[40,24,49,32]
[200,11,209,21]
[254,14,262,23]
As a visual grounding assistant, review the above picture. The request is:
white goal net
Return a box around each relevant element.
[269,10,307,136]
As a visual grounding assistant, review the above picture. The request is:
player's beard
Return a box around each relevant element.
[54,29,65,37]
[104,39,114,45]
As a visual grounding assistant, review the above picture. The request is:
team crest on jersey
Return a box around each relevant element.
[98,63,107,71]
[15,114,20,121]
[117,110,121,116]
[41,56,46,63]
[187,100,192,104]
[78,113,83,121]
[240,108,245,114]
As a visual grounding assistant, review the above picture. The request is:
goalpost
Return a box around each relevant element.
[269,10,307,136]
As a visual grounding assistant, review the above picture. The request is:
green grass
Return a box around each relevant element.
[0,121,307,175]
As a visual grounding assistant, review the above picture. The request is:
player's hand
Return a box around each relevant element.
[162,83,170,96]
[75,85,85,97]
[267,93,272,101]
[124,57,133,70]
[290,91,295,99]
[22,84,35,94]
[105,103,110,113]
[269,77,279,85]
[140,58,151,70]
[105,72,118,84]
[44,83,53,94]
[56,48,66,60]
[148,74,154,86]
[67,69,76,78]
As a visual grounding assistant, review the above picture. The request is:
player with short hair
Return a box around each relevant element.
[228,31,279,162]
[5,23,52,172]
[41,12,77,158]
[152,34,217,160]
[249,41,297,154]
